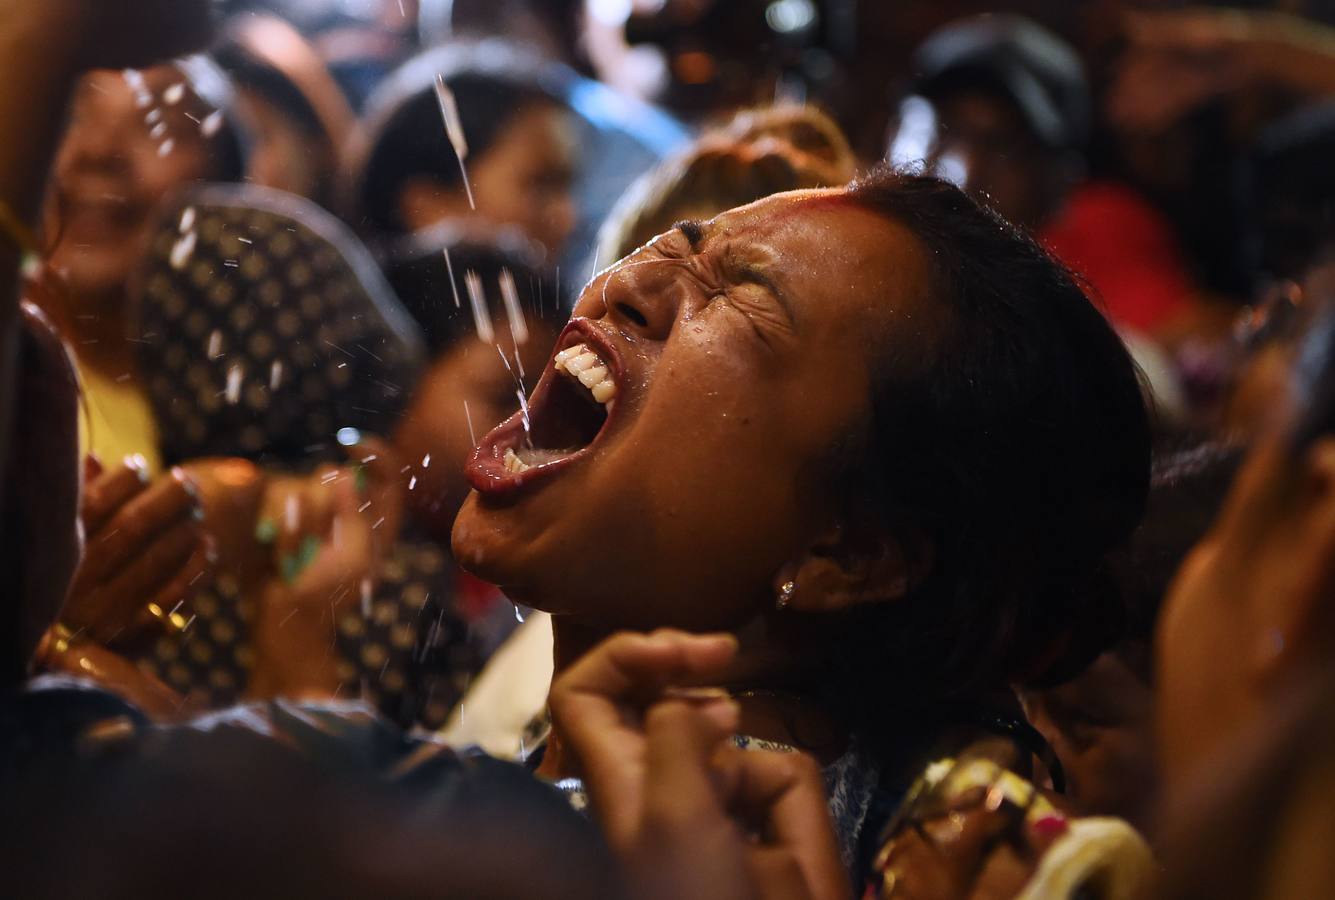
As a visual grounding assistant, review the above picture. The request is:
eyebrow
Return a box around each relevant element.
[673,219,705,249]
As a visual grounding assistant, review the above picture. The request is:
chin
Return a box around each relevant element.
[450,491,533,591]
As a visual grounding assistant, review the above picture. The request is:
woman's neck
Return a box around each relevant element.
[37,285,137,378]
[537,615,848,781]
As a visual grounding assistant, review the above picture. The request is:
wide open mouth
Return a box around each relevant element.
[465,319,623,496]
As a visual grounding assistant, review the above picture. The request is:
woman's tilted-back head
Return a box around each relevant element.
[451,165,1149,724]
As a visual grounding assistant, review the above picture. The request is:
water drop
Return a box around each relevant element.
[224,364,243,405]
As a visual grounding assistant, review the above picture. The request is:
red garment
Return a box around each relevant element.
[1041,180,1195,334]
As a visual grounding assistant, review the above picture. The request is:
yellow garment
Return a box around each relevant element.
[76,362,162,476]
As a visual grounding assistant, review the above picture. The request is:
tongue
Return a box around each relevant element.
[515,445,583,466]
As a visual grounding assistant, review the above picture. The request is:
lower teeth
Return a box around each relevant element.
[504,446,584,472]
[503,448,531,473]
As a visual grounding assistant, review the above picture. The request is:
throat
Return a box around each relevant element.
[542,616,848,778]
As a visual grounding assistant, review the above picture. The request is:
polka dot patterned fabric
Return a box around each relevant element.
[131,184,479,728]
[134,182,424,469]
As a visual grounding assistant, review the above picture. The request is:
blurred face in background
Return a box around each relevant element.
[887,90,1062,230]
[401,102,578,257]
[46,67,217,312]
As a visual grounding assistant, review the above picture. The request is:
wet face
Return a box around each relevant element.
[469,103,578,256]
[451,190,936,632]
[46,68,217,309]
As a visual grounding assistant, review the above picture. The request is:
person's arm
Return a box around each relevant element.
[1112,8,1335,134]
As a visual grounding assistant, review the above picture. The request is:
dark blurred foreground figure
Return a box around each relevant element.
[0,694,622,899]
[888,14,1199,342]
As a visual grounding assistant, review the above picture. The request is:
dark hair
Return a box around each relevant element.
[824,168,1151,740]
[382,222,560,356]
[347,43,568,240]
[1106,442,1244,682]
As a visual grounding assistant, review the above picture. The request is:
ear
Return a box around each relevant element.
[1252,438,1335,679]
[774,518,934,615]
[398,176,470,233]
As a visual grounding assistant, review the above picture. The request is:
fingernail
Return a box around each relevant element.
[126,454,151,483]
[172,467,198,498]
[1032,814,1069,839]
[281,554,299,584]
[354,466,369,494]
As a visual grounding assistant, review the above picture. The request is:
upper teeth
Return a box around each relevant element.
[553,343,617,404]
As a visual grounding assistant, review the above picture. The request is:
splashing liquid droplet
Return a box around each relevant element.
[499,268,529,345]
[464,270,495,343]
[442,247,462,308]
[433,74,475,211]
[224,364,243,405]
[463,400,477,446]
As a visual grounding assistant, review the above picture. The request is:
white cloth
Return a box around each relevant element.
[438,612,553,758]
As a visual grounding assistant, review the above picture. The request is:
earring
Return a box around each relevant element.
[776,581,796,611]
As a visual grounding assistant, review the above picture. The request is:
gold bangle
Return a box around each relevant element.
[50,621,78,654]
[146,601,190,633]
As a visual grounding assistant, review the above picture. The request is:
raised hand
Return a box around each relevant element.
[548,629,850,900]
[61,455,213,646]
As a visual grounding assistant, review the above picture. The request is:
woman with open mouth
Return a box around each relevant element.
[451,165,1152,867]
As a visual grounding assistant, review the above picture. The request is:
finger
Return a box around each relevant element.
[282,469,342,578]
[140,541,215,630]
[81,469,197,583]
[552,630,738,780]
[640,700,739,828]
[291,477,373,596]
[555,629,739,708]
[731,751,850,900]
[81,455,151,536]
[745,848,816,900]
[86,523,202,642]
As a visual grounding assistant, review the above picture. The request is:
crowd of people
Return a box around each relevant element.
[2,0,1335,897]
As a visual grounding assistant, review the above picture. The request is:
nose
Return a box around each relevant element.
[64,117,131,177]
[591,258,682,342]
